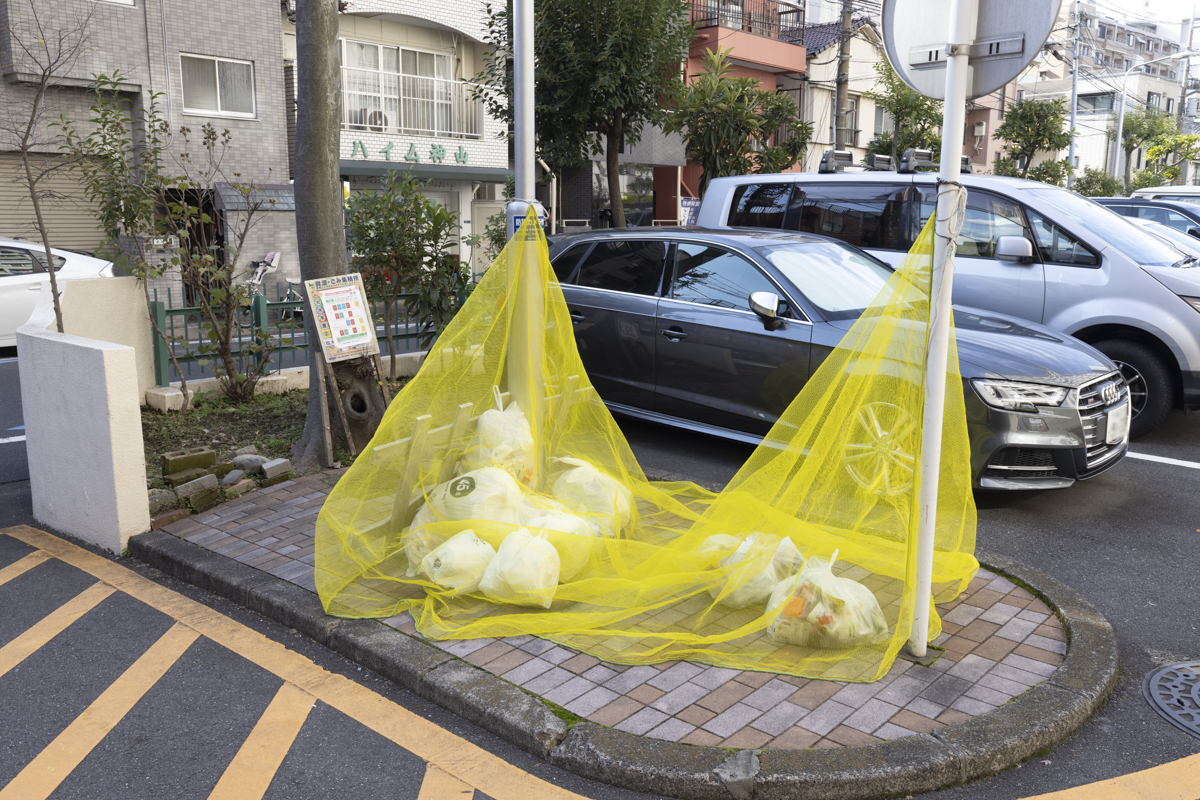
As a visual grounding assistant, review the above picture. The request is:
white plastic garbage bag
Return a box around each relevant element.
[766,550,889,648]
[479,528,561,608]
[525,511,598,582]
[706,533,804,609]
[550,457,633,537]
[404,467,526,576]
[420,529,497,595]
[459,387,536,484]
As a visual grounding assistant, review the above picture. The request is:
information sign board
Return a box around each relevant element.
[304,273,380,364]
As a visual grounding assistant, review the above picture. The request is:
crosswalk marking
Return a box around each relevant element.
[417,764,476,799]
[0,582,115,679]
[0,622,199,800]
[207,682,315,800]
[0,550,49,587]
[3,524,586,800]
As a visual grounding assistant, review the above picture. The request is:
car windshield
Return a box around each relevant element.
[1128,219,1200,264]
[757,241,893,320]
[1026,188,1183,266]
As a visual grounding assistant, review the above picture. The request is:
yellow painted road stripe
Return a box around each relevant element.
[0,582,115,679]
[1021,752,1200,799]
[0,622,199,800]
[207,682,314,800]
[3,526,585,800]
[0,550,50,587]
[417,764,475,799]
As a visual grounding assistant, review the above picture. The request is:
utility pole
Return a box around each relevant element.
[834,0,852,149]
[1179,7,1195,133]
[1067,0,1080,188]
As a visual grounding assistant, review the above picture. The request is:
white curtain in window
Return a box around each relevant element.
[182,56,218,111]
[218,61,254,114]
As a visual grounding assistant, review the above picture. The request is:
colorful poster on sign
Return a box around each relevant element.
[303,273,380,363]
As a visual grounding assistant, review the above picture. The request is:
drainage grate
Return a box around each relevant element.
[1142,661,1200,739]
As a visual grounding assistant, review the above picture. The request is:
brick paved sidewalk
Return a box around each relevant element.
[161,474,1068,751]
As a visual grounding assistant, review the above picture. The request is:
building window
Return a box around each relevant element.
[1081,45,1090,56]
[1167,98,1175,113]
[1148,92,1161,109]
[1098,24,1107,38]
[875,105,895,135]
[1078,93,1114,114]
[181,55,255,118]
[340,38,478,138]
[1170,70,1177,80]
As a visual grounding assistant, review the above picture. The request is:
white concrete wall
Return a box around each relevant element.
[57,277,156,401]
[17,283,150,552]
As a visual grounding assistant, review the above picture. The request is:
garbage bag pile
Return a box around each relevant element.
[315,216,978,683]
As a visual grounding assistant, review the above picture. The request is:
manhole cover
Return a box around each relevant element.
[1142,661,1200,739]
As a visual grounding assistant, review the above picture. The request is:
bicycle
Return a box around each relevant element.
[238,252,281,329]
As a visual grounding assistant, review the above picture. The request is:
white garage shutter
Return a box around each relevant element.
[0,153,105,254]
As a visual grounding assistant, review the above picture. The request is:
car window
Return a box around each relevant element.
[29,250,66,271]
[757,241,892,321]
[0,247,38,276]
[792,184,906,250]
[1025,209,1100,267]
[670,243,777,312]
[551,242,591,282]
[1105,205,1137,217]
[1152,195,1200,205]
[1026,188,1181,266]
[727,183,791,229]
[1134,207,1195,233]
[573,240,666,295]
[919,189,1029,258]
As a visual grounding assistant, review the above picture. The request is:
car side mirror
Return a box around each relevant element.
[995,235,1034,263]
[749,291,779,319]
[1188,227,1200,240]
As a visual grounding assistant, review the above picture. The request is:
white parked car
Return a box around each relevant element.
[0,237,114,348]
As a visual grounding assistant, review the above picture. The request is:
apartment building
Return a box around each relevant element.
[287,0,510,273]
[1019,1,1187,178]
[0,0,292,274]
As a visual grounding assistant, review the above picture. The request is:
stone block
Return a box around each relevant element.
[148,488,177,516]
[260,473,293,488]
[232,454,269,473]
[224,478,255,497]
[176,473,219,498]
[261,458,293,479]
[233,445,258,456]
[161,446,217,475]
[164,468,209,488]
[211,462,235,479]
[150,508,189,530]
[145,386,195,413]
[183,488,223,513]
[221,469,246,487]
[256,374,289,394]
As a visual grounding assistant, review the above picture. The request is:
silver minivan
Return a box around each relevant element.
[698,173,1200,437]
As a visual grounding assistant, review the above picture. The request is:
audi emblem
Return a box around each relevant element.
[1100,382,1119,404]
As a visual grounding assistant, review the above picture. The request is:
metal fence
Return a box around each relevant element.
[689,0,805,41]
[149,283,423,387]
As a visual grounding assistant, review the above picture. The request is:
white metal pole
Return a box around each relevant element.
[1067,0,1080,189]
[907,0,976,658]
[1113,69,1129,180]
[513,0,535,202]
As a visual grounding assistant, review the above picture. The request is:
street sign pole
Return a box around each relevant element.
[908,0,977,658]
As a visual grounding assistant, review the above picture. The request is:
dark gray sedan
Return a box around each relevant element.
[548,228,1130,491]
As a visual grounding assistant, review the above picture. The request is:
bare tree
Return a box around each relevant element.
[291,0,386,472]
[0,0,96,333]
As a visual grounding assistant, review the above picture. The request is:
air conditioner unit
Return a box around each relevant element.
[973,121,987,137]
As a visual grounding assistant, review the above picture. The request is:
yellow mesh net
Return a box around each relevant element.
[315,214,977,682]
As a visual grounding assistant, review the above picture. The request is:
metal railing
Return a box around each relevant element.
[689,0,805,42]
[341,73,483,139]
[148,283,423,387]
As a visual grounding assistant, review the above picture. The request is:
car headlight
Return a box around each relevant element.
[971,379,1068,413]
[1181,296,1200,314]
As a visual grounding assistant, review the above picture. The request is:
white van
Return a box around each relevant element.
[1130,185,1200,203]
[698,172,1200,437]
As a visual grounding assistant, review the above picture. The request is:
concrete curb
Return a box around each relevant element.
[129,534,1118,799]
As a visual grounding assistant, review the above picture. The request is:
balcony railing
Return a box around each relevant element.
[342,73,483,139]
[690,0,805,43]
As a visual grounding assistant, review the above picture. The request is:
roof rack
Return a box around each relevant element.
[865,153,895,171]
[818,149,854,173]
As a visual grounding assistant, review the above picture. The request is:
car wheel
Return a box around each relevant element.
[1092,339,1172,438]
[843,401,918,497]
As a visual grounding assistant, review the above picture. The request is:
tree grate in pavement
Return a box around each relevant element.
[1142,661,1200,740]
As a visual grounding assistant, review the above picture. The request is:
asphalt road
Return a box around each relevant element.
[618,410,1200,798]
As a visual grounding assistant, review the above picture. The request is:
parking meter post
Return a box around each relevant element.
[909,0,976,659]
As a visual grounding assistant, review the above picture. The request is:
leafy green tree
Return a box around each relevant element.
[992,98,1073,179]
[1072,166,1125,197]
[477,0,694,227]
[1144,132,1200,184]
[1003,157,1072,187]
[1109,106,1177,189]
[663,49,813,195]
[1128,167,1168,193]
[62,74,277,405]
[863,59,942,161]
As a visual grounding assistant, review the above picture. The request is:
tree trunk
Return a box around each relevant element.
[892,116,900,162]
[607,122,625,228]
[1124,147,1135,189]
[291,0,384,473]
